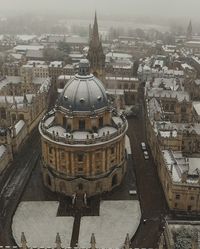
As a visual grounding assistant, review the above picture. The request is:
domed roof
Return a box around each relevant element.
[57,59,108,112]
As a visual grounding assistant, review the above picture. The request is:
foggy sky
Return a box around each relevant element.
[0,0,198,21]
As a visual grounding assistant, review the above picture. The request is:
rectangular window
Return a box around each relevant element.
[77,153,84,162]
[191,196,194,200]
[60,151,65,160]
[175,203,178,208]
[111,146,115,154]
[175,194,180,200]
[49,147,53,154]
[79,120,85,130]
[99,117,103,128]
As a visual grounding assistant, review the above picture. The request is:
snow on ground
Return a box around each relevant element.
[125,135,132,155]
[15,120,25,135]
[12,201,74,247]
[79,200,141,248]
[0,145,6,158]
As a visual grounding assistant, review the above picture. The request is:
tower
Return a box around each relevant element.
[87,12,105,78]
[186,20,192,41]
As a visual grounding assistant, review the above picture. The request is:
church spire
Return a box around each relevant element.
[93,11,100,44]
[186,20,192,41]
[87,12,105,78]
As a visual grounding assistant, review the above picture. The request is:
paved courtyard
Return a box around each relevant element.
[12,201,74,247]
[12,200,140,247]
[79,200,141,248]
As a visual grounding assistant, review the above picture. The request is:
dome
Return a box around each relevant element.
[57,60,108,112]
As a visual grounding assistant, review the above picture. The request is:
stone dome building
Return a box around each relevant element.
[39,59,128,197]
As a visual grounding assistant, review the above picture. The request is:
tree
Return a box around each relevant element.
[57,42,71,54]
[43,48,65,62]
[173,226,198,249]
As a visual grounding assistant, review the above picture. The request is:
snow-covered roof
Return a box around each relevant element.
[0,144,6,158]
[105,76,138,82]
[106,52,132,60]
[148,97,162,120]
[37,78,51,93]
[16,35,37,41]
[15,120,25,135]
[10,53,23,60]
[193,102,200,116]
[112,116,123,126]
[147,88,190,102]
[27,60,46,65]
[194,79,200,86]
[58,75,73,80]
[49,61,63,67]
[26,49,43,59]
[159,130,177,138]
[181,63,193,70]
[153,60,164,68]
[65,36,88,44]
[146,77,183,91]
[14,45,44,51]
[0,94,34,105]
[163,150,200,184]
[155,121,200,136]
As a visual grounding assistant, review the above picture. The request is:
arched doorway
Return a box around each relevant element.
[59,181,66,193]
[78,183,83,190]
[46,174,51,186]
[112,174,118,187]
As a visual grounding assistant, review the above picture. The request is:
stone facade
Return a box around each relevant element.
[39,60,128,197]
[146,104,200,213]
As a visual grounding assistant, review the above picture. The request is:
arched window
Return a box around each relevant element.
[46,174,51,186]
[59,181,66,193]
[112,174,118,187]
[79,120,85,130]
[78,183,83,190]
[165,104,169,111]
[11,114,16,123]
[181,106,186,113]
[99,117,103,128]
[0,107,6,120]
[19,114,24,120]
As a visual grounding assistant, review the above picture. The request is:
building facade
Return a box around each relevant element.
[39,59,128,197]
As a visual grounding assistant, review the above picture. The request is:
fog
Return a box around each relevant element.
[0,0,199,20]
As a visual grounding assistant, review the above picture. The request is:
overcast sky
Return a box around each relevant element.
[0,0,198,21]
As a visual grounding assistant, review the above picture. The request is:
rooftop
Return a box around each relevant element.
[40,110,127,147]
[146,88,190,102]
[163,150,200,184]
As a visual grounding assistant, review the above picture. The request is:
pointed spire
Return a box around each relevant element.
[92,11,100,46]
[186,19,192,41]
[55,233,62,249]
[124,233,130,249]
[23,93,28,107]
[90,233,96,249]
[4,95,8,105]
[87,11,105,77]
[21,232,27,249]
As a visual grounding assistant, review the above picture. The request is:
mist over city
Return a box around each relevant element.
[0,1,200,249]
[0,0,200,33]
